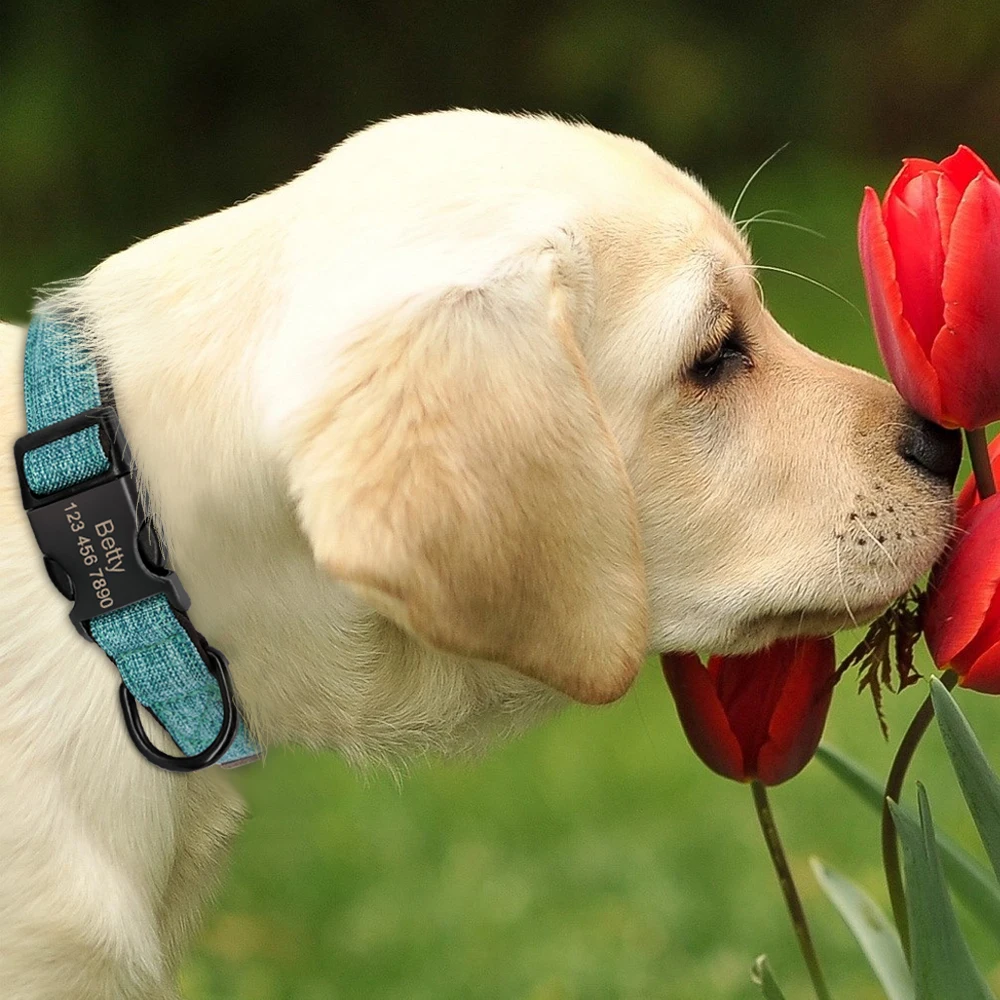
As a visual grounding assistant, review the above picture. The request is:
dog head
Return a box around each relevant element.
[53,111,958,733]
[263,111,957,706]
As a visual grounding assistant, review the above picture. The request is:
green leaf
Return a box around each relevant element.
[817,744,1000,937]
[889,786,995,1000]
[930,677,1000,883]
[750,955,788,1000]
[815,741,895,812]
[810,858,913,1000]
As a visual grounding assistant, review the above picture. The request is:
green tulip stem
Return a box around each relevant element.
[751,780,833,1000]
[881,428,993,957]
[881,669,960,961]
[966,427,996,499]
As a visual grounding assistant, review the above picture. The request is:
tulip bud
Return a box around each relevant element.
[858,146,1000,430]
[661,637,835,786]
[924,492,1000,694]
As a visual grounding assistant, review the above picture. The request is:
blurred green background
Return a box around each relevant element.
[3,3,1000,998]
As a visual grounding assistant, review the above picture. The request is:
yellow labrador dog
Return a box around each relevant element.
[0,110,960,998]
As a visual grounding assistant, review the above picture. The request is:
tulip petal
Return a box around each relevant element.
[662,653,745,781]
[956,435,1000,518]
[757,638,835,786]
[961,642,1000,695]
[935,173,1000,428]
[940,145,999,192]
[886,158,944,205]
[925,495,1000,667]
[858,187,944,422]
[712,651,789,773]
[936,171,962,258]
[885,173,947,353]
[954,586,1000,674]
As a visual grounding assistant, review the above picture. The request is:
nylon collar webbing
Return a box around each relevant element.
[15,313,259,770]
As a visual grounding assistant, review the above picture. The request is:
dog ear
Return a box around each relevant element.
[288,241,648,704]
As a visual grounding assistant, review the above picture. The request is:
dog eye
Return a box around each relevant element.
[690,330,750,385]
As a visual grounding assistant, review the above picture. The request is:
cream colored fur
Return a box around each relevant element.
[0,110,954,997]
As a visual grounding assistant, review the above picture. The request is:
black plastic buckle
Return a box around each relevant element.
[13,406,191,638]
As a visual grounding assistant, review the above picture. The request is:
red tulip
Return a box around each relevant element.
[661,637,835,786]
[858,145,1000,429]
[956,434,1000,518]
[925,493,1000,694]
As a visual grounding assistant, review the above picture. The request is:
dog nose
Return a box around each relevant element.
[898,415,962,484]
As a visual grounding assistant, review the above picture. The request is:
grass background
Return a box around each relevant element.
[163,160,999,999]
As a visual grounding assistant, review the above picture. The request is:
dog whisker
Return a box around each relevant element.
[835,535,860,628]
[748,272,767,305]
[856,523,905,601]
[723,264,864,320]
[857,521,905,579]
[730,143,791,222]
[736,208,800,225]
[736,217,826,239]
[794,607,807,640]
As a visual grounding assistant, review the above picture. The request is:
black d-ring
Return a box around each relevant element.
[119,646,239,772]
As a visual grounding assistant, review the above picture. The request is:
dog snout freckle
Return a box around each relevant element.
[898,416,962,484]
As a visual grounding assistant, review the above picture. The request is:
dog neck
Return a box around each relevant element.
[24,188,559,768]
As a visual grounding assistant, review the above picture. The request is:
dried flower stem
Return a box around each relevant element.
[751,780,833,1000]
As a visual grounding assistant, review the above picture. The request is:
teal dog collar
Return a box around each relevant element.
[13,313,259,771]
